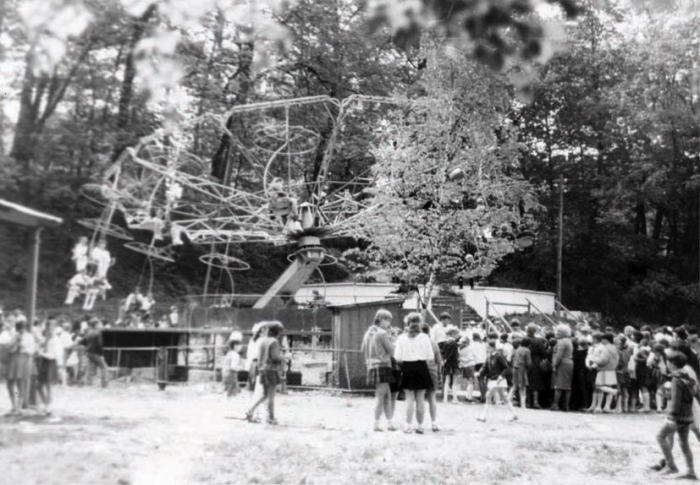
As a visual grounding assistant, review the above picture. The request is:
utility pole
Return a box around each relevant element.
[555,175,566,321]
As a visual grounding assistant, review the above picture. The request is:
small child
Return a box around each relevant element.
[222,339,242,398]
[442,328,460,403]
[65,271,92,305]
[510,337,532,409]
[650,351,698,479]
[477,333,517,422]
[458,337,476,402]
[246,321,284,425]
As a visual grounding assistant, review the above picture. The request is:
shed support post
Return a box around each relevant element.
[25,227,42,326]
[332,311,341,388]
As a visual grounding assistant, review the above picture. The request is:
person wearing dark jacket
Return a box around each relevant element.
[81,318,108,388]
[673,327,700,378]
[477,333,516,423]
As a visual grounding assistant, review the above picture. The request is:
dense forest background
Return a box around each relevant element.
[1,0,699,327]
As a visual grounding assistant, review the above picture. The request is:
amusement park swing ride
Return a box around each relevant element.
[66,94,537,317]
[69,95,402,313]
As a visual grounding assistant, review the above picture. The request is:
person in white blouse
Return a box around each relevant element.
[394,312,434,434]
[71,236,90,272]
[90,239,112,280]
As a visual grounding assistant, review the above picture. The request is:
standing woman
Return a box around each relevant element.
[361,309,396,432]
[245,322,267,422]
[421,322,442,432]
[550,324,574,411]
[526,323,547,409]
[6,319,36,415]
[394,313,434,434]
[37,319,61,415]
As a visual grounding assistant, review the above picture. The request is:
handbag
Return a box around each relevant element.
[539,358,552,374]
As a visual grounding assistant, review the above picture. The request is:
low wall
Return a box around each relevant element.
[457,286,555,320]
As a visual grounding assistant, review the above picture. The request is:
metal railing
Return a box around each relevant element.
[555,300,584,324]
[96,343,366,391]
[525,298,558,328]
[484,297,512,333]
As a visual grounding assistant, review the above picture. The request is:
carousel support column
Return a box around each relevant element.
[25,227,43,326]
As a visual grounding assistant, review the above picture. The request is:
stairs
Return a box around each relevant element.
[461,304,482,329]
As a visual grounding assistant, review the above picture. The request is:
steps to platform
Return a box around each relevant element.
[461,304,482,328]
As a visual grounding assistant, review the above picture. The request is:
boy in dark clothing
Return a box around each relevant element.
[477,333,516,422]
[651,351,698,479]
[441,329,460,403]
[81,318,108,388]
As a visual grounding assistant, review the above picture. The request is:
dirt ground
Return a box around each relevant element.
[0,383,693,485]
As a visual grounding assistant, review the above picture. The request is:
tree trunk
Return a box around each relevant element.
[113,6,156,162]
[652,207,665,240]
[634,200,647,236]
[211,40,254,185]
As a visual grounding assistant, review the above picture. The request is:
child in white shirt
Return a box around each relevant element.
[223,339,242,398]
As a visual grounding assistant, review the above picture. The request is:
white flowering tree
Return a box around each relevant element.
[357,47,538,309]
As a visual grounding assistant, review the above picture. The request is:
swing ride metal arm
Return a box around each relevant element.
[252,257,321,309]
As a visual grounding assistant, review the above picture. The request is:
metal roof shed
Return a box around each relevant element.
[0,199,63,325]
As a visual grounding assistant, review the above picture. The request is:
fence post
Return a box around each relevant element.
[332,311,341,388]
[343,351,352,392]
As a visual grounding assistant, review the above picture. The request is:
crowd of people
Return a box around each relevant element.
[3,300,699,478]
[359,309,700,478]
[0,308,109,417]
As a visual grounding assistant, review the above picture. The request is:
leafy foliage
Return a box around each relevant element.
[356,44,538,307]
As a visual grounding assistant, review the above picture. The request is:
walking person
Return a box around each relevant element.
[650,351,698,479]
[245,322,267,422]
[421,322,442,431]
[81,318,108,388]
[245,321,285,425]
[361,309,397,432]
[550,324,574,412]
[395,313,434,434]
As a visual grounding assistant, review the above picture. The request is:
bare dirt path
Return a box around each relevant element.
[0,384,692,484]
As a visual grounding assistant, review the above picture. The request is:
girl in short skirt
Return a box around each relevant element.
[394,313,434,434]
[6,319,36,415]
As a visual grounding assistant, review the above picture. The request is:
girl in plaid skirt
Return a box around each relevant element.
[361,309,396,431]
